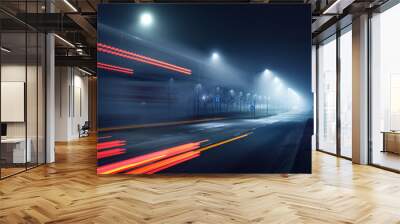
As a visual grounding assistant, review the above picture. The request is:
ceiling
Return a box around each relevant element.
[0,0,389,73]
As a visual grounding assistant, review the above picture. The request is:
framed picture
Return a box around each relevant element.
[97,4,312,174]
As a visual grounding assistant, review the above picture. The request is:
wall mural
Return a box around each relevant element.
[97,4,313,174]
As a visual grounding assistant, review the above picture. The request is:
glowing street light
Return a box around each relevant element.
[211,52,220,61]
[140,13,153,27]
[263,68,272,77]
[263,69,273,78]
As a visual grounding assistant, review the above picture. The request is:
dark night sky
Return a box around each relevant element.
[98,4,311,101]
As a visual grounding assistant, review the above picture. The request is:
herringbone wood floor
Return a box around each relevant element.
[1,136,400,224]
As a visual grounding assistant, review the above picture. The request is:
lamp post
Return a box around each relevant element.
[246,92,251,116]
[216,86,221,113]
[252,94,257,119]
[168,78,172,119]
[239,91,243,113]
[139,12,153,27]
[194,83,202,117]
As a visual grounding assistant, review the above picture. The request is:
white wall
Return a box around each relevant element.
[72,73,89,138]
[1,65,26,138]
[1,64,42,137]
[1,63,46,164]
[55,67,70,141]
[1,82,25,122]
[55,67,89,141]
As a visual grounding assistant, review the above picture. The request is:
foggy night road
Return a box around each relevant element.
[98,112,313,173]
[97,4,312,174]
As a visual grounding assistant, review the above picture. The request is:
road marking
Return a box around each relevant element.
[196,133,251,153]
[125,133,251,174]
[99,117,225,132]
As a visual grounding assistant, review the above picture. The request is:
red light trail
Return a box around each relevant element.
[97,43,192,75]
[97,133,251,175]
[97,43,191,73]
[97,140,127,150]
[97,62,133,75]
[97,148,126,159]
[97,140,206,174]
[126,151,200,174]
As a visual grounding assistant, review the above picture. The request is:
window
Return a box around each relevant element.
[339,28,352,158]
[317,36,337,154]
[0,1,46,179]
[370,2,400,171]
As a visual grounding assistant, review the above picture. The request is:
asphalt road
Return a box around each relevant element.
[98,111,313,173]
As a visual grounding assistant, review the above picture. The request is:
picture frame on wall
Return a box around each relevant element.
[96,4,313,174]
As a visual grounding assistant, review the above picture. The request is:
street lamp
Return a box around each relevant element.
[263,69,273,79]
[140,13,153,27]
[194,83,202,117]
[211,52,219,61]
[239,91,243,112]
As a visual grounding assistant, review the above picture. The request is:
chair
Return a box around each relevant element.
[78,121,90,138]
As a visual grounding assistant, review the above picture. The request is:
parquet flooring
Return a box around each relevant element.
[1,136,400,223]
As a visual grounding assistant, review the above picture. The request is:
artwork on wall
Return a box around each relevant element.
[1,82,25,122]
[97,4,313,174]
